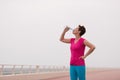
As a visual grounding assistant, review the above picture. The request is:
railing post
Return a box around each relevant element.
[36,65,39,73]
[56,66,58,72]
[20,65,23,74]
[0,65,4,75]
[12,65,15,75]
[29,65,32,73]
[48,66,50,72]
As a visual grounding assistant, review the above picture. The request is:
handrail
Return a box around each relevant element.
[0,64,69,76]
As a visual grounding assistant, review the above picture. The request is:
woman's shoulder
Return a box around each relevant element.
[81,37,86,41]
[80,37,87,43]
[70,38,75,42]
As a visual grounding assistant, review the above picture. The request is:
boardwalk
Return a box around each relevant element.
[42,69,120,80]
[87,69,120,80]
[0,68,120,80]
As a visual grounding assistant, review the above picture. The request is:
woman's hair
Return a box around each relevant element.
[78,25,86,36]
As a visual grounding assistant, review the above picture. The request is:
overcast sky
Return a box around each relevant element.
[0,0,120,68]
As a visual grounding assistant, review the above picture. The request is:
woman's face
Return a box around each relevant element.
[72,27,80,34]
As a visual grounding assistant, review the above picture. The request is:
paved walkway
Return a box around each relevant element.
[87,69,120,80]
[0,69,120,80]
[42,69,120,80]
[41,75,70,80]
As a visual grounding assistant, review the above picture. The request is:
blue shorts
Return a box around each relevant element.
[70,65,86,80]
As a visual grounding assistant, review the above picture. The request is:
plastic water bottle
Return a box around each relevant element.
[68,27,73,30]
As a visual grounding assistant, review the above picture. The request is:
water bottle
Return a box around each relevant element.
[68,27,73,30]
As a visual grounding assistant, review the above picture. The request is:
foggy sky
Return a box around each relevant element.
[0,0,120,68]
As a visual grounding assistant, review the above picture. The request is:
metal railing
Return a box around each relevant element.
[0,64,69,76]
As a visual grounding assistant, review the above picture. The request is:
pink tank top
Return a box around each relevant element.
[70,38,86,66]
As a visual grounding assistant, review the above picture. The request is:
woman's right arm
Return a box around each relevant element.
[59,27,71,43]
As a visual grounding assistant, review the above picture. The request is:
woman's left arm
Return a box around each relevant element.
[81,40,96,59]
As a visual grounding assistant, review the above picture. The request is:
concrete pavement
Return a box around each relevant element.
[42,69,120,80]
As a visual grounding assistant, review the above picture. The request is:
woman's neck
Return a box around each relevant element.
[75,35,81,40]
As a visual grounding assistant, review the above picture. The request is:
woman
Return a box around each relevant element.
[60,25,95,80]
